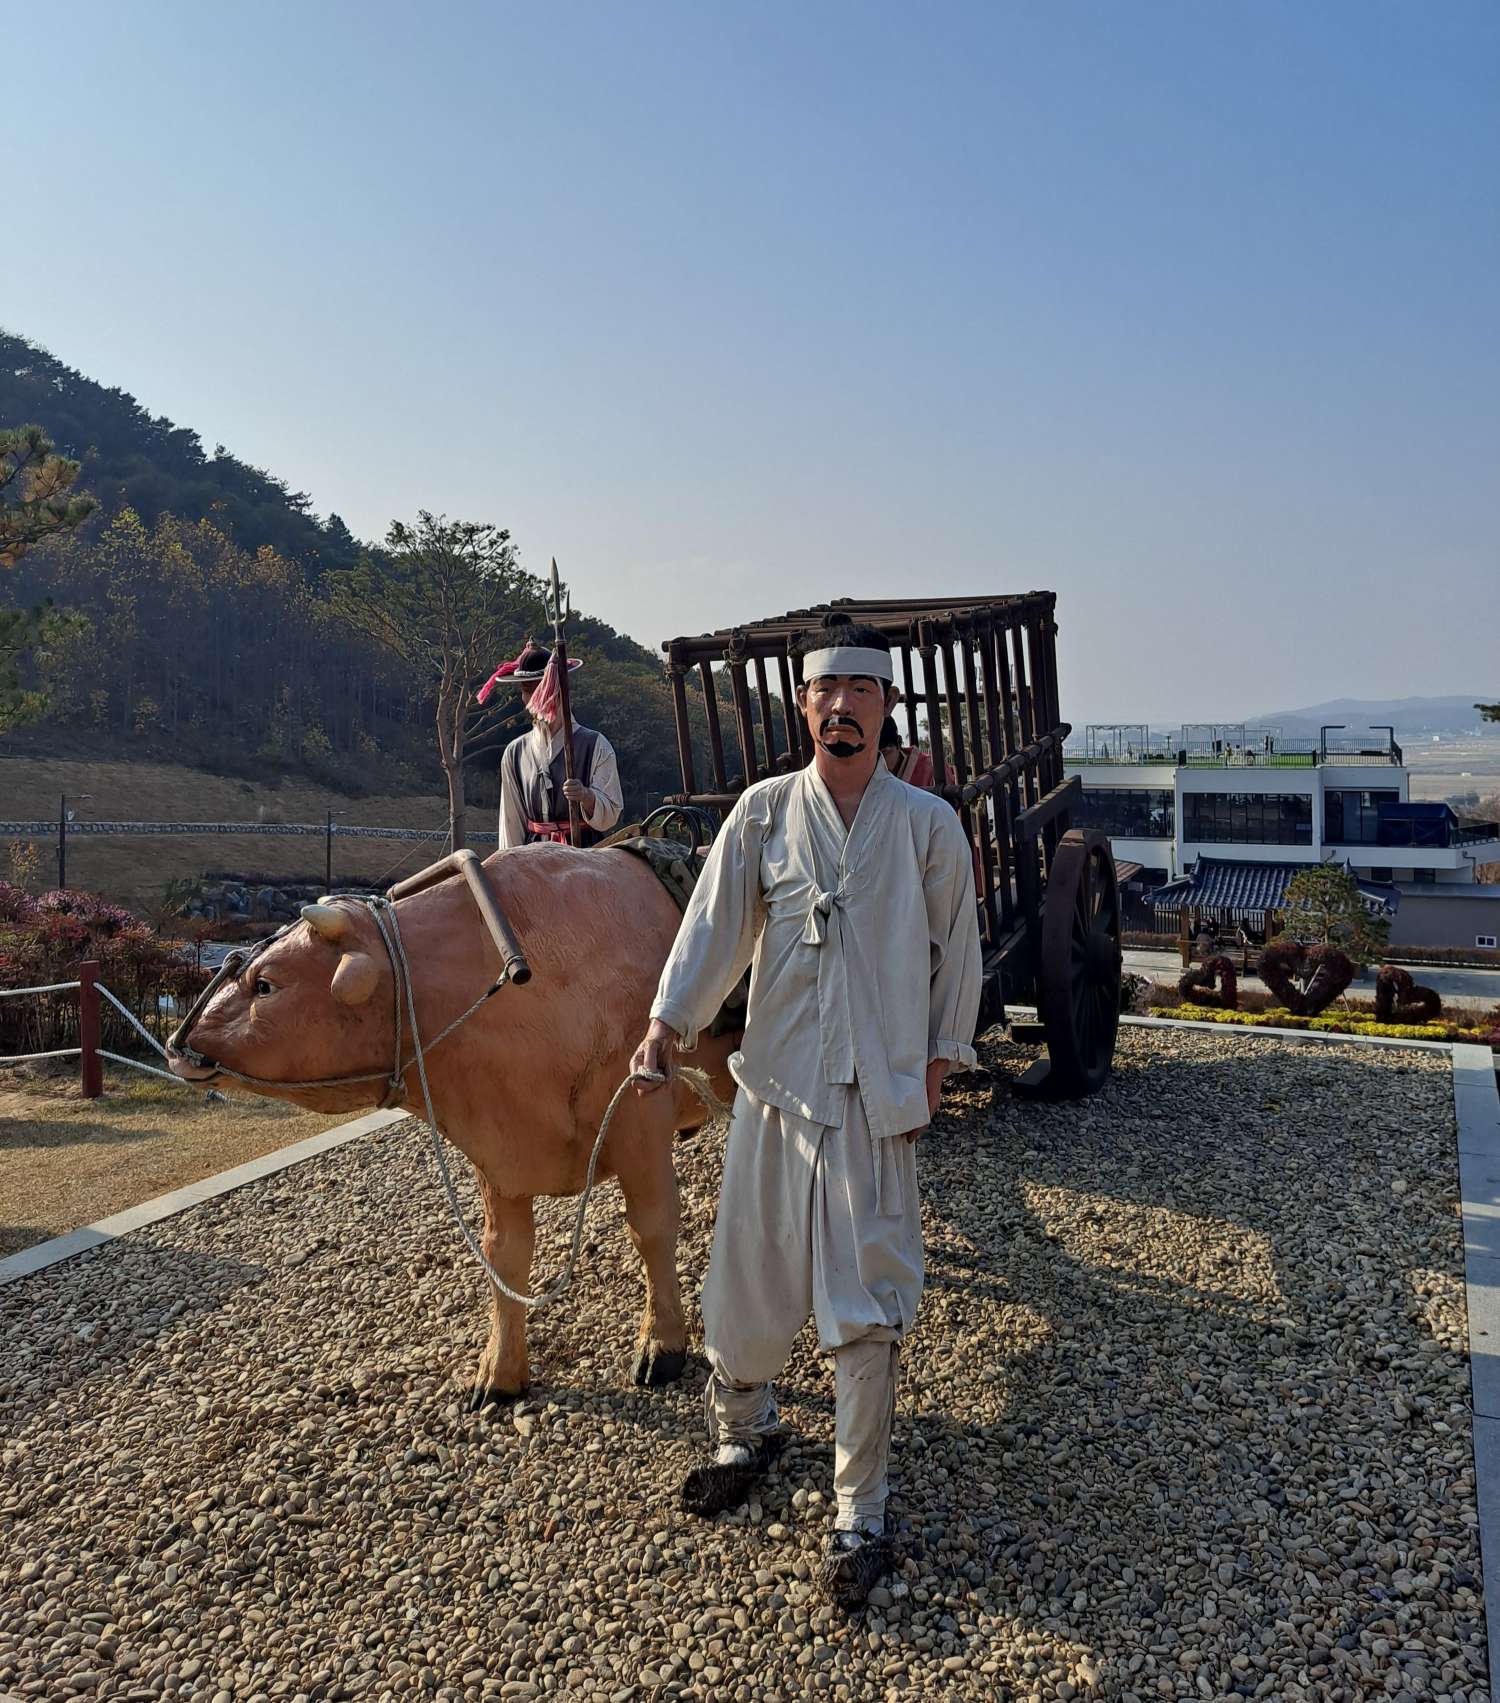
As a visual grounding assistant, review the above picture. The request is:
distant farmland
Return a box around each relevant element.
[1401,736,1500,805]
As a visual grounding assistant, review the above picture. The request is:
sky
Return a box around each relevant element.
[10,0,1498,726]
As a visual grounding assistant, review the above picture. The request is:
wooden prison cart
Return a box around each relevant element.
[651,594,1122,1099]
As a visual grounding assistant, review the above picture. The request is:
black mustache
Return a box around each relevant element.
[820,716,863,734]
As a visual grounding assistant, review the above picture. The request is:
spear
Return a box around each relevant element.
[549,557,583,847]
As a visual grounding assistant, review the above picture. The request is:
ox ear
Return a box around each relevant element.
[331,950,380,1007]
[301,903,349,945]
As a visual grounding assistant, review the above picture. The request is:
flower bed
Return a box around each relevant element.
[1150,1002,1499,1045]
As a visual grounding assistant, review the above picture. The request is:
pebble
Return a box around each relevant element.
[0,1031,1481,1702]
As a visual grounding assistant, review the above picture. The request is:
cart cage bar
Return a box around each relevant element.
[661,594,1071,953]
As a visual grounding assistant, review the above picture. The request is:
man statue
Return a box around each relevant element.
[879,715,935,786]
[488,640,624,848]
[629,615,982,1609]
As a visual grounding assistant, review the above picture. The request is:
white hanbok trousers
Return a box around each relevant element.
[701,1083,923,1529]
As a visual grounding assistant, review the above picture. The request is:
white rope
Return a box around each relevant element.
[98,1050,190,1084]
[97,984,171,1057]
[0,982,80,999]
[0,1047,82,1064]
[376,894,730,1309]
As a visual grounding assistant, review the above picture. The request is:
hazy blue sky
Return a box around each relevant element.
[11,1,1497,724]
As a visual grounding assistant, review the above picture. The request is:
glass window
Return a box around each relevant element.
[1327,789,1400,844]
[1074,788,1175,839]
[1184,791,1311,845]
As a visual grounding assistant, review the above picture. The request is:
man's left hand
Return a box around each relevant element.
[905,1059,953,1143]
[561,779,595,812]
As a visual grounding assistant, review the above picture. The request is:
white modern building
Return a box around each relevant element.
[1063,724,1500,950]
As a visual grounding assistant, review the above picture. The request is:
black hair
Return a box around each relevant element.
[878,716,902,750]
[790,612,893,667]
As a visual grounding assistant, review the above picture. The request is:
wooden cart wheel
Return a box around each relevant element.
[1038,829,1122,1096]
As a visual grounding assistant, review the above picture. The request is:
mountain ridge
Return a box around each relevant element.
[1250,696,1497,737]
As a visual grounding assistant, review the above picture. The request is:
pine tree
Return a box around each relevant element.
[0,602,88,733]
[1275,863,1391,963]
[0,426,97,568]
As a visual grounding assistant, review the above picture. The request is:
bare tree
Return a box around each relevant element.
[322,514,538,849]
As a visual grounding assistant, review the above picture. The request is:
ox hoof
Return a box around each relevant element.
[633,1342,687,1389]
[469,1383,527,1413]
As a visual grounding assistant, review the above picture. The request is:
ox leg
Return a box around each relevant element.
[619,1136,688,1389]
[469,1183,535,1411]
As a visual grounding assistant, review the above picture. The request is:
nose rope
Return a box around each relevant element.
[170,895,505,1095]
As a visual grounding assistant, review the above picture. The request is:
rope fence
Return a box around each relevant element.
[0,959,190,1097]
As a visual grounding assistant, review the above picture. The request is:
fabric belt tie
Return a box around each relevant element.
[803,884,845,947]
[871,1131,903,1218]
[526,819,572,843]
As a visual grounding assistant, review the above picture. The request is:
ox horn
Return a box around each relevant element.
[301,902,349,944]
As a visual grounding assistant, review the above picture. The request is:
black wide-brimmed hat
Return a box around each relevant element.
[477,638,586,702]
[500,641,584,685]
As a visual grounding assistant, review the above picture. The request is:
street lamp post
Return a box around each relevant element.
[57,793,93,890]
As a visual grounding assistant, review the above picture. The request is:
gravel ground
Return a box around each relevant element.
[0,1028,1485,1703]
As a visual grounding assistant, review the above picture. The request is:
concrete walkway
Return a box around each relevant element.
[1454,1043,1500,1683]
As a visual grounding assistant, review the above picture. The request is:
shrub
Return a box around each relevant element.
[1374,965,1442,1023]
[1178,956,1239,1009]
[0,886,209,1060]
[1259,941,1354,1015]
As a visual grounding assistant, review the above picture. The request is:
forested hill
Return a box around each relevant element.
[0,329,362,573]
[0,330,685,813]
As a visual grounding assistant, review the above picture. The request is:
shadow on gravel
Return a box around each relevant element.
[0,1236,269,1430]
[889,1036,1471,1673]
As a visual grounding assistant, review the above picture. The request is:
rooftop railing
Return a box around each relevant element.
[1065,746,1402,770]
[1454,821,1500,847]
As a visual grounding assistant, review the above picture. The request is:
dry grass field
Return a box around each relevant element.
[0,755,497,911]
[0,1070,353,1258]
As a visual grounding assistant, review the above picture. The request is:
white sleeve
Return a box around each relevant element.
[582,734,624,833]
[925,809,983,1069]
[649,795,763,1049]
[497,746,528,850]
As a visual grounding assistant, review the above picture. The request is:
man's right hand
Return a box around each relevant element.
[631,1019,679,1094]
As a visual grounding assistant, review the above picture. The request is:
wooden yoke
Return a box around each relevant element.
[388,849,533,985]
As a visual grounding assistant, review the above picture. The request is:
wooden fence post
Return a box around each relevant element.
[79,958,103,1099]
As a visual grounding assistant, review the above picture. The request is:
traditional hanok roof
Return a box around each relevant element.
[1145,857,1400,918]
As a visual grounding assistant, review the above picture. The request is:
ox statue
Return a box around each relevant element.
[166,845,738,1405]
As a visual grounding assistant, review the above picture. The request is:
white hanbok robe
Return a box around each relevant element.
[651,762,982,1140]
[496,720,623,850]
[650,763,982,1525]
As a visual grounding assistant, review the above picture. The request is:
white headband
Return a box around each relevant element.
[800,645,894,684]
